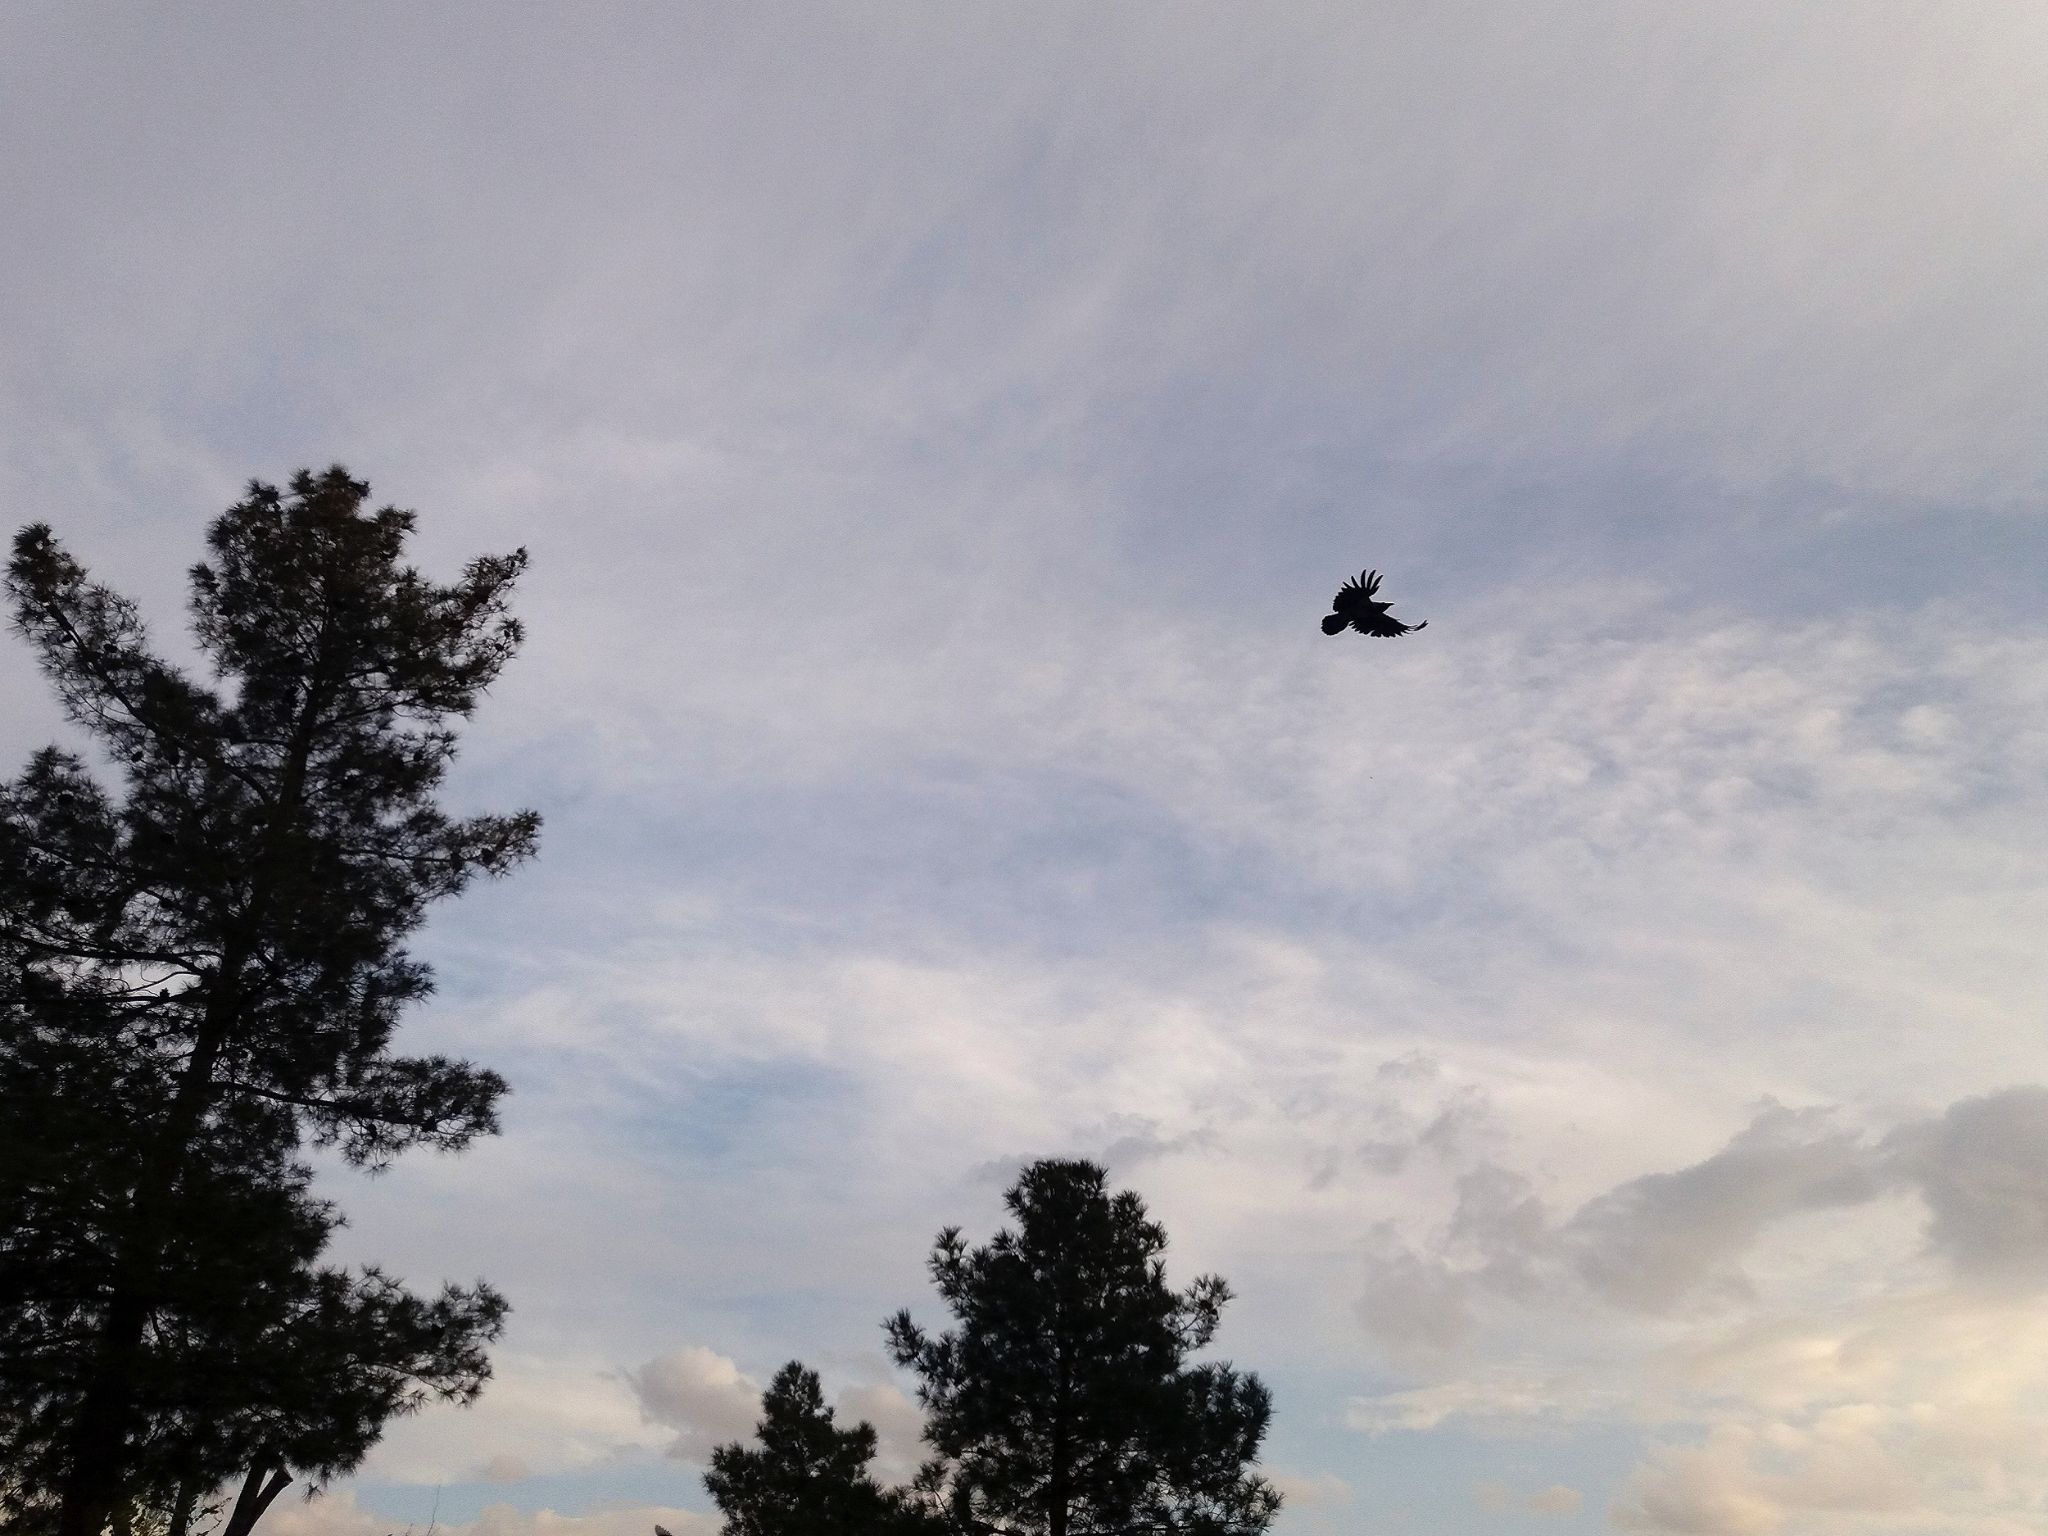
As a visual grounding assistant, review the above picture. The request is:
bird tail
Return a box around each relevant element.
[1321,614,1346,635]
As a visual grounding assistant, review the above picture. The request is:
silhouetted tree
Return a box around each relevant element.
[0,469,538,1535]
[885,1160,1280,1536]
[703,1362,934,1536]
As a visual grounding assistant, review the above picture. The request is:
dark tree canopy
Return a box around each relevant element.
[885,1160,1280,1536]
[0,469,537,1535]
[704,1363,934,1536]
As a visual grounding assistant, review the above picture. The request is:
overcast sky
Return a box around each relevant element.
[6,6,2048,1534]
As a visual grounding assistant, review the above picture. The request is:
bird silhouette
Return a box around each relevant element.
[1322,568,1426,637]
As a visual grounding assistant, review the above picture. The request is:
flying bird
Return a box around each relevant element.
[1322,568,1427,638]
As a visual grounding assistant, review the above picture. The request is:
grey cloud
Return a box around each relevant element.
[1564,1101,1886,1312]
[1888,1085,2048,1283]
[1418,1089,1495,1161]
[1374,1053,1442,1085]
[1447,1163,1549,1297]
[1358,1098,1894,1358]
[1356,1226,1475,1366]
[1096,1123,1219,1173]
[1354,1162,1549,1367]
[1356,1067,1495,1178]
[1360,1087,2048,1385]
[969,1115,1218,1188]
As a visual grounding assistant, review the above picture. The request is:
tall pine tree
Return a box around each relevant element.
[885,1160,1280,1536]
[0,469,537,1534]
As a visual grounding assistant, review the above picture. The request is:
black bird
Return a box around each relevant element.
[1322,568,1427,637]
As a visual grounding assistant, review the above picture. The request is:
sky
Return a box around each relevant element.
[4,5,2048,1533]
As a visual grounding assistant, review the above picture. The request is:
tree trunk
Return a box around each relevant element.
[57,690,320,1536]
[56,965,242,1536]
[165,1479,199,1536]
[220,1462,292,1536]
[1048,1369,1070,1536]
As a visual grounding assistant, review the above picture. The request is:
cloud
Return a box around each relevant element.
[258,1491,718,1536]
[1565,1102,1886,1311]
[1612,1432,1783,1536]
[1889,1086,2048,1283]
[1355,1088,2048,1365]
[1475,1480,1582,1518]
[969,1113,1221,1189]
[1352,1089,2048,1531]
[836,1380,926,1484]
[625,1347,762,1464]
[474,1454,529,1484]
[358,1353,663,1484]
[1357,1227,1477,1366]
[1525,1484,1583,1516]
[1611,1409,1950,1536]
[1267,1471,1350,1511]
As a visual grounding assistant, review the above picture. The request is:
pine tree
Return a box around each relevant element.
[885,1160,1280,1536]
[703,1363,933,1536]
[0,469,538,1535]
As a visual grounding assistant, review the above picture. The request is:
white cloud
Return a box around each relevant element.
[1268,1471,1349,1511]
[259,1491,717,1536]
[1474,1480,1583,1519]
[1613,1432,1784,1536]
[1525,1484,1582,1516]
[625,1347,763,1464]
[837,1381,926,1484]
[359,1354,663,1484]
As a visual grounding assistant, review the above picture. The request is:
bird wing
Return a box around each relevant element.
[1353,609,1420,637]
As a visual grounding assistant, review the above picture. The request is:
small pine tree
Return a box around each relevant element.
[703,1363,932,1536]
[886,1160,1280,1536]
